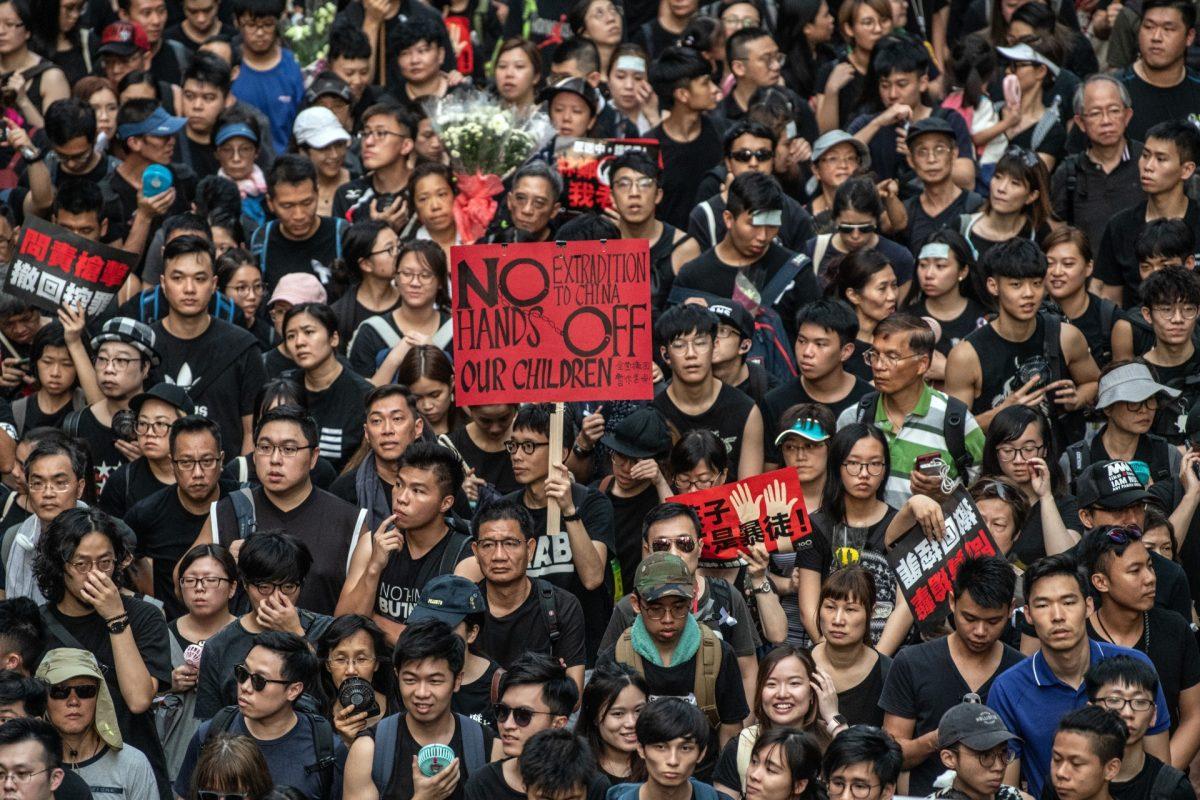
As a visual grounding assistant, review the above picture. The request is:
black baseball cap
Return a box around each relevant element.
[905,116,956,146]
[938,699,1021,750]
[708,301,754,341]
[130,382,195,417]
[600,407,671,460]
[1185,400,1200,447]
[1075,460,1151,510]
[407,575,485,627]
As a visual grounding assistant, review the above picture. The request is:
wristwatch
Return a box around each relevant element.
[752,579,773,594]
[105,616,129,634]
[571,441,592,458]
[562,511,582,523]
[826,714,848,733]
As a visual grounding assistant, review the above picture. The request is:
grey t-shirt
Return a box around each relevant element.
[72,745,158,800]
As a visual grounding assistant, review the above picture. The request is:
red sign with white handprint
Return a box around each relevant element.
[672,468,813,564]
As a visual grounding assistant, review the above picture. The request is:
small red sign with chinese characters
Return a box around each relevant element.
[3,217,133,317]
[672,468,813,563]
[888,489,1001,635]
[553,138,660,213]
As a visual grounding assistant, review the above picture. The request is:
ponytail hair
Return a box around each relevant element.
[333,220,391,286]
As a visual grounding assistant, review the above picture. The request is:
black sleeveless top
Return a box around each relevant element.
[651,382,756,476]
[963,316,1051,417]
[907,297,990,356]
[648,222,687,310]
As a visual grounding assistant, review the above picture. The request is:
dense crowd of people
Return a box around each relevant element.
[0,0,1197,796]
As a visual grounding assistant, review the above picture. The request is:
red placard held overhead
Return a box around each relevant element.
[672,468,814,563]
[452,239,655,406]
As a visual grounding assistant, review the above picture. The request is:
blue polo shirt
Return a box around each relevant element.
[987,639,1170,799]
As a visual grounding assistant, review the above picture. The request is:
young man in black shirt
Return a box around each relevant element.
[152,235,265,460]
[675,172,819,345]
[447,404,520,501]
[193,405,367,616]
[762,299,871,468]
[127,414,227,619]
[165,0,235,51]
[176,53,232,176]
[1081,526,1200,769]
[463,654,578,800]
[35,507,172,795]
[331,101,414,224]
[650,304,765,479]
[338,442,475,638]
[881,556,1025,795]
[1049,707,1130,800]
[193,532,333,719]
[822,727,903,800]
[597,407,673,587]
[1135,267,1200,444]
[902,116,984,253]
[710,301,778,405]
[1094,120,1200,308]
[254,155,346,292]
[932,699,1025,800]
[1116,0,1200,145]
[39,99,120,200]
[488,162,563,244]
[495,405,614,665]
[471,500,587,693]
[646,46,722,229]
[1085,657,1195,800]
[342,620,499,800]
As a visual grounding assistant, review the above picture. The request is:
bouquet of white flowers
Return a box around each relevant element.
[283,1,335,71]
[424,91,555,243]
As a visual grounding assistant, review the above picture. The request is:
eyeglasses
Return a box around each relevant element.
[369,241,399,259]
[722,13,758,27]
[1081,105,1126,122]
[94,355,138,371]
[667,335,713,354]
[173,456,221,471]
[843,460,885,476]
[913,144,953,160]
[649,536,698,554]
[237,16,276,31]
[1150,303,1200,320]
[1122,396,1161,412]
[67,557,115,573]
[504,439,549,455]
[973,479,1014,502]
[642,601,691,620]
[0,769,50,785]
[613,176,655,192]
[972,747,1017,768]
[198,791,248,800]
[180,576,231,589]
[819,154,860,167]
[862,349,922,368]
[398,269,436,284]
[48,683,98,701]
[28,478,75,494]
[674,474,720,491]
[327,655,379,669]
[837,222,877,235]
[217,144,255,159]
[234,663,293,692]
[1103,525,1143,545]
[135,420,172,436]
[475,537,527,553]
[1096,695,1154,712]
[254,442,315,459]
[249,580,301,594]
[730,148,773,164]
[995,443,1046,462]
[828,778,881,799]
[229,282,264,296]
[493,703,556,727]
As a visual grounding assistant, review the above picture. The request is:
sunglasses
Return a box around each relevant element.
[730,148,773,163]
[837,222,877,235]
[493,703,556,727]
[1103,525,1143,545]
[649,535,698,553]
[48,684,98,701]
[233,664,293,692]
[198,793,248,800]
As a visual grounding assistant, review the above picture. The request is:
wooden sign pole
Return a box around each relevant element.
[547,402,565,536]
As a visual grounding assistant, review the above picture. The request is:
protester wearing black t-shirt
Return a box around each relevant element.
[650,304,764,480]
[339,442,475,637]
[448,404,520,503]
[36,507,173,797]
[152,236,266,463]
[899,117,985,253]
[193,405,368,617]
[253,156,346,293]
[646,47,723,229]
[99,383,194,520]
[127,415,228,620]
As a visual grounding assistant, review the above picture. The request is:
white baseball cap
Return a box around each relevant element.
[293,106,351,149]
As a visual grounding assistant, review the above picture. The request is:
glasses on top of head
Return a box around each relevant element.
[1102,525,1143,545]
[1004,146,1040,170]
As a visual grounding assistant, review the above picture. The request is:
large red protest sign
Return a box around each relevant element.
[888,489,1001,636]
[3,217,134,317]
[452,239,654,405]
[672,468,813,563]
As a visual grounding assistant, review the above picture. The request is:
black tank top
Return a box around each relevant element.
[651,382,756,476]
[963,316,1050,417]
[384,715,473,800]
[648,222,685,310]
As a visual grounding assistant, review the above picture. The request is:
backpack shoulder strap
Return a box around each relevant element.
[354,316,403,353]
[370,714,400,791]
[455,713,486,773]
[812,234,833,270]
[735,726,759,790]
[536,579,560,644]
[1041,312,1064,380]
[761,256,807,307]
[302,712,337,800]
[856,391,879,424]
[700,201,718,248]
[61,409,82,439]
[206,706,239,739]
[11,397,24,436]
[1149,436,1174,483]
[614,628,644,677]
[1066,439,1089,485]
[436,531,472,578]
[236,456,249,487]
[941,394,970,477]
[432,318,453,350]
[694,624,720,727]
[230,487,256,540]
[1150,763,1184,800]
[1030,104,1060,152]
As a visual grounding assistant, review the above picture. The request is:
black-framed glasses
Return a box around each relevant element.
[369,240,399,259]
[1102,525,1142,545]
[48,683,98,701]
[173,456,221,471]
[180,576,231,590]
[504,439,549,455]
[234,664,293,692]
[828,778,881,799]
[493,703,556,727]
[1096,695,1154,712]
[649,536,698,554]
[1122,396,1161,412]
[134,420,172,436]
[254,442,316,459]
[971,746,1017,768]
[843,460,885,477]
[730,148,773,163]
[995,443,1046,462]
[248,580,301,595]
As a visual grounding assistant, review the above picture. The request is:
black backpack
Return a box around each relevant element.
[854,391,972,477]
[207,706,336,800]
[1064,432,1175,489]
